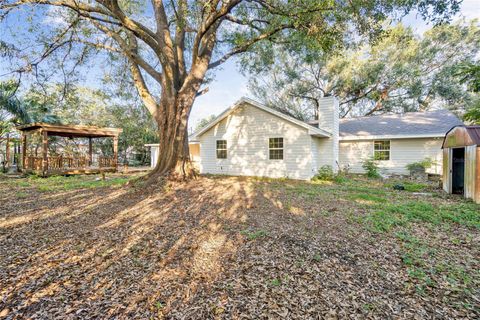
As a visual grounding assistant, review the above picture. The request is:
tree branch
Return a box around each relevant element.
[208,23,292,69]
[97,0,164,55]
[87,18,163,83]
[129,61,159,119]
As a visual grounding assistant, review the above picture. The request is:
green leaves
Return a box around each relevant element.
[247,20,480,119]
[0,80,31,124]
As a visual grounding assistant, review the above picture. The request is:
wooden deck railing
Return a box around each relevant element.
[24,155,116,171]
[99,156,116,168]
[25,156,43,171]
[48,156,91,169]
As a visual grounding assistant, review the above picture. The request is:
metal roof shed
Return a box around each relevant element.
[441,125,480,203]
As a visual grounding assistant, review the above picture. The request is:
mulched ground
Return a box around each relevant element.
[0,175,478,319]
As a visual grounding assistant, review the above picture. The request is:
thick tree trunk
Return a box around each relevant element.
[144,90,198,183]
[149,125,194,180]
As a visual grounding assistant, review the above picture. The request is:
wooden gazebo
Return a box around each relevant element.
[16,123,122,176]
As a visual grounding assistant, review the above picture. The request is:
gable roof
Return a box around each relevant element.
[339,109,463,140]
[190,98,463,142]
[442,125,480,148]
[16,122,122,138]
[191,97,331,140]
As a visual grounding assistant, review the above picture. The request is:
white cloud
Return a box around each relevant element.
[42,6,70,27]
[402,0,480,35]
[456,0,480,21]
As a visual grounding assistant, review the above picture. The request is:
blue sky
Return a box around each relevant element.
[1,1,479,129]
[191,0,480,127]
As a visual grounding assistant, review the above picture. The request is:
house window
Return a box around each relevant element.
[269,137,284,160]
[374,140,390,160]
[216,140,227,159]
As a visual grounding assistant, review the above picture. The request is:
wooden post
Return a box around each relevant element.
[22,133,27,171]
[113,135,118,172]
[88,137,93,167]
[42,130,48,176]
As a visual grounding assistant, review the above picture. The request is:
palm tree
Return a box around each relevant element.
[0,81,31,125]
[0,81,30,172]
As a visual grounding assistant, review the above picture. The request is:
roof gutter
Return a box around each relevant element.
[339,133,446,141]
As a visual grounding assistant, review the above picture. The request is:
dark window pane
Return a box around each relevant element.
[216,140,227,159]
[374,140,390,151]
[217,140,227,149]
[374,140,390,160]
[269,149,283,160]
[374,151,390,160]
[216,150,227,159]
[269,138,284,160]
[269,137,283,148]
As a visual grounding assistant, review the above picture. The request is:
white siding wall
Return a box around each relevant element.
[311,138,319,173]
[148,144,199,169]
[339,138,444,175]
[316,97,339,172]
[199,103,314,180]
[150,146,158,168]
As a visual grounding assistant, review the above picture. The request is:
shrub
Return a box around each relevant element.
[339,164,351,175]
[334,175,348,184]
[312,165,334,181]
[406,157,436,174]
[362,157,380,178]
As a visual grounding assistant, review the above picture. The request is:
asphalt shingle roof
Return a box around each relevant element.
[339,109,463,138]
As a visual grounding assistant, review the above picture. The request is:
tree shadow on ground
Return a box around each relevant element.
[0,176,259,318]
[0,176,478,319]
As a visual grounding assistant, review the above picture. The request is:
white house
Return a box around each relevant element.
[147,97,462,180]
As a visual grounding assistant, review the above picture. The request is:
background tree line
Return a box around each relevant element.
[0,0,462,180]
[244,20,480,122]
[0,78,157,166]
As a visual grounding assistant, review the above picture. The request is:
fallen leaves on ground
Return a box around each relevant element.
[0,175,478,319]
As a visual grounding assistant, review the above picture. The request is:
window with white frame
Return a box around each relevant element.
[216,140,227,159]
[269,137,284,160]
[374,140,390,160]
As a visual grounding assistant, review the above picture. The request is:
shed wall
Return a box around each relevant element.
[476,147,480,204]
[465,145,477,200]
[442,148,451,193]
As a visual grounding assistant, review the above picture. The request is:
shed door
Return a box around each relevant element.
[452,148,465,195]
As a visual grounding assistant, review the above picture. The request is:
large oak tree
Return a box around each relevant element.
[0,0,460,180]
[247,21,480,119]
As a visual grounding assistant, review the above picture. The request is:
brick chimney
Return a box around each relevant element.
[317,96,339,172]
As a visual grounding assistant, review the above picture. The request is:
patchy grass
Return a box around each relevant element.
[386,180,431,192]
[269,278,282,287]
[1,174,479,319]
[241,229,268,240]
[348,193,387,204]
[1,174,133,192]
[365,201,480,232]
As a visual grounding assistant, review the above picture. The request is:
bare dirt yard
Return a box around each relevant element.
[0,173,479,319]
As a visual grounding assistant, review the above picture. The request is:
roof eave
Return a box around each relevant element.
[340,133,446,141]
[191,97,332,139]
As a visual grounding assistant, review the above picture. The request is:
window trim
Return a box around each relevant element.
[269,137,284,160]
[373,140,391,161]
[216,139,227,159]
